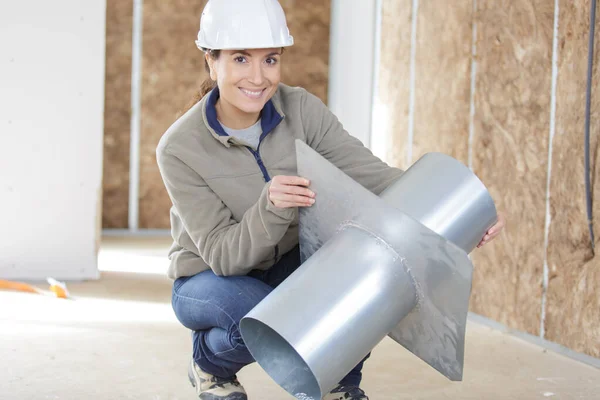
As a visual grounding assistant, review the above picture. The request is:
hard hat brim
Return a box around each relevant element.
[195,38,294,51]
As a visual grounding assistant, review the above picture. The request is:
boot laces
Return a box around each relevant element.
[211,375,241,389]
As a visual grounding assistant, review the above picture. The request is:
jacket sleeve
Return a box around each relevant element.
[301,90,405,195]
[156,146,296,276]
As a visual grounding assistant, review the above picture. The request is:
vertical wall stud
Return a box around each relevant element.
[541,0,560,339]
[128,0,143,232]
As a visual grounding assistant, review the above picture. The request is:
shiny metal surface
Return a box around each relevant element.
[379,152,497,253]
[241,226,417,399]
[240,140,498,398]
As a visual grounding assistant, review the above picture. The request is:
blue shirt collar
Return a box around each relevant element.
[205,86,284,140]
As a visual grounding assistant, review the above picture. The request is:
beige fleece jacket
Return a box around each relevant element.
[156,84,404,279]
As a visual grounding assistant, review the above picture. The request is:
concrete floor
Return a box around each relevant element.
[1,237,599,400]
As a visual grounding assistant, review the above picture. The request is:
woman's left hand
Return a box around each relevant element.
[477,212,506,248]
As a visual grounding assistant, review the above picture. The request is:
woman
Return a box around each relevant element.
[156,1,505,399]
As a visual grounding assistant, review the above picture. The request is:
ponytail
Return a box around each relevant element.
[179,49,220,116]
[199,77,216,99]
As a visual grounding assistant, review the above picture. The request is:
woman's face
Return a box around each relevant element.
[208,48,282,116]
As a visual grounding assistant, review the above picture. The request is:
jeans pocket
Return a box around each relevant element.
[171,277,189,311]
[172,276,189,293]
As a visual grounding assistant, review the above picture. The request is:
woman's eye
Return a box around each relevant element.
[266,57,278,65]
[234,56,247,63]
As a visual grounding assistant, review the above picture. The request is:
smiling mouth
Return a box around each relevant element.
[239,88,266,99]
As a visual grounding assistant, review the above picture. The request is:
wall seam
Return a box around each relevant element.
[468,0,478,171]
[128,0,143,232]
[541,0,560,339]
[369,0,384,151]
[407,0,419,165]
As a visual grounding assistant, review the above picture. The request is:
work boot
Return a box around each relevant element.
[323,384,369,400]
[188,359,247,400]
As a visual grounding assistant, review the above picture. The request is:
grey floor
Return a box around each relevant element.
[1,237,599,399]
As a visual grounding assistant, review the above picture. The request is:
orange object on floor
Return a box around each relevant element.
[0,279,41,294]
[47,277,70,299]
[0,278,70,299]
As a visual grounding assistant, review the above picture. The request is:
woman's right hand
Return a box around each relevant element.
[268,175,316,209]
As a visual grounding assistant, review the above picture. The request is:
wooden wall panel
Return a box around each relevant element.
[138,0,331,228]
[377,0,413,169]
[546,0,600,357]
[279,0,330,104]
[138,0,208,229]
[412,0,471,164]
[470,0,554,335]
[102,0,133,228]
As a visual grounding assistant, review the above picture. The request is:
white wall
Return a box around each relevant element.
[0,1,107,280]
[328,0,378,148]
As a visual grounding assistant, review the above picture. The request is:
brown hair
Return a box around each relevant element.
[180,49,221,115]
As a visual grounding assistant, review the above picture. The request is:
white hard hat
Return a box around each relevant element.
[196,0,294,50]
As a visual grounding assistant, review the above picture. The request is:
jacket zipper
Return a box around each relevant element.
[246,144,278,261]
[246,145,271,182]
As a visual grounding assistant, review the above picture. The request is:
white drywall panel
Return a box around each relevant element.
[0,1,107,280]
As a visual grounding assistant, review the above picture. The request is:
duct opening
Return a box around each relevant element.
[240,317,321,399]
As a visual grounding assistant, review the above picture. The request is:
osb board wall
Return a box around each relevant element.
[137,0,331,228]
[412,0,472,164]
[138,0,208,229]
[102,0,133,228]
[279,0,330,102]
[546,0,600,357]
[376,0,412,169]
[470,0,553,335]
[380,0,600,356]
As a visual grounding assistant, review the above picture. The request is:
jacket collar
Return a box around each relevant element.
[202,86,285,147]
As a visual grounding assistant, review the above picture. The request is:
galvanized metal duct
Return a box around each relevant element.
[240,140,497,399]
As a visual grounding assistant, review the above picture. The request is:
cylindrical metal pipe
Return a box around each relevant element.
[241,144,498,395]
[379,152,497,253]
[240,225,417,399]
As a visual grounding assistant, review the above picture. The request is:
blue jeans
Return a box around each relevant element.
[172,245,369,387]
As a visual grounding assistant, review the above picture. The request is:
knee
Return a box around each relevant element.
[227,323,247,350]
[171,272,270,332]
